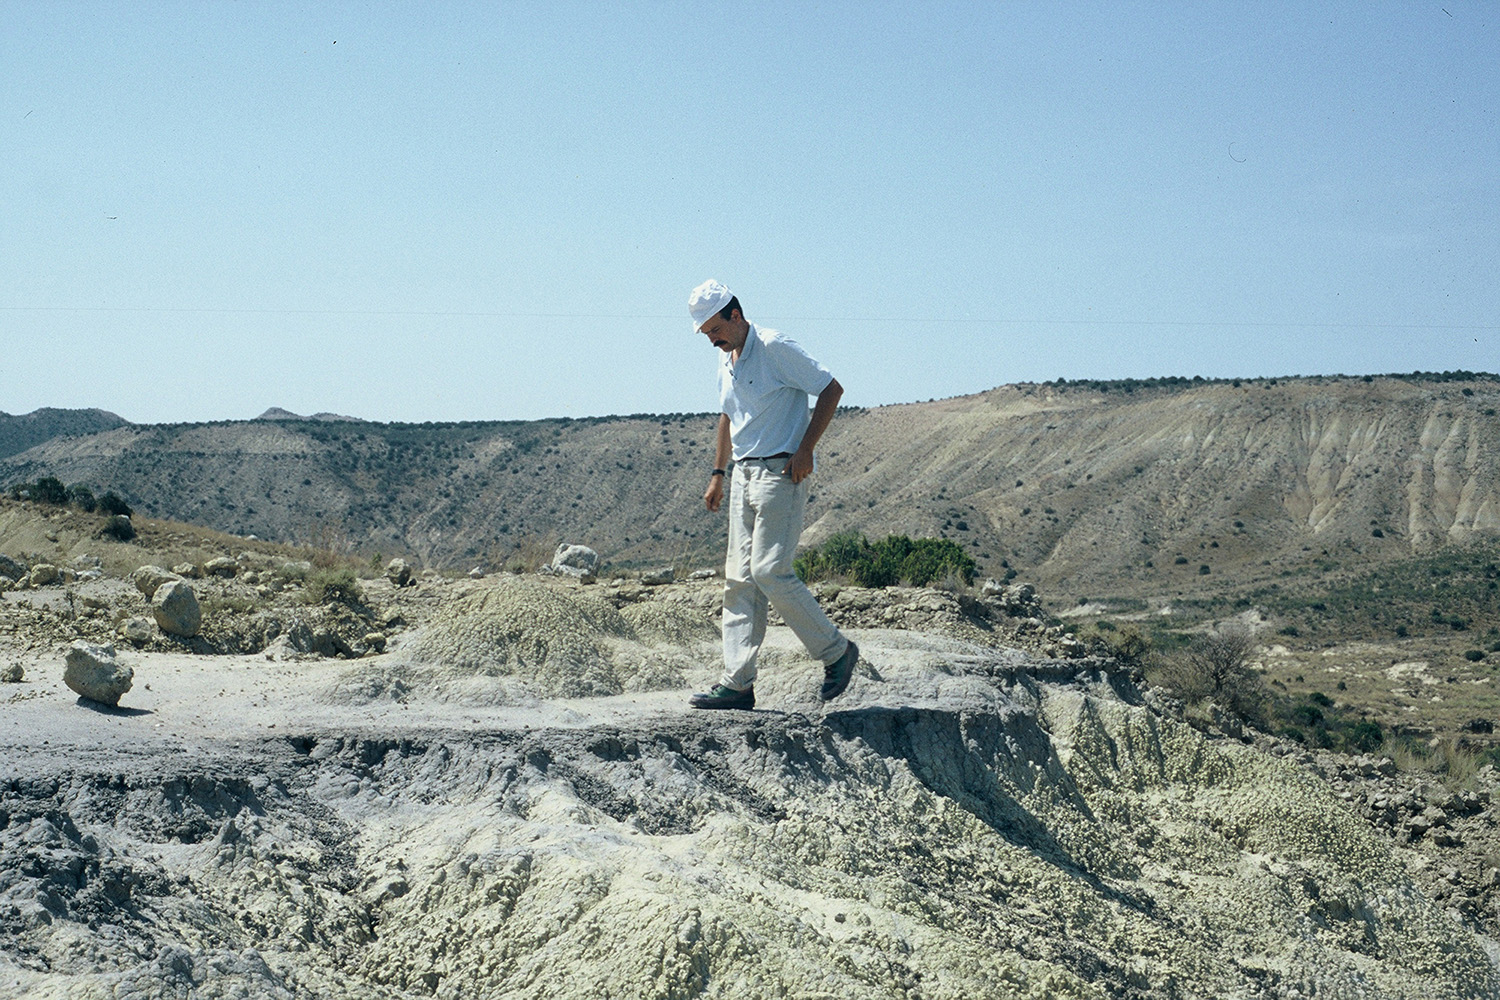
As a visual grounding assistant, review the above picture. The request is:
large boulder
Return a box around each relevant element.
[0,553,26,581]
[64,641,134,707]
[27,564,60,588]
[152,580,202,638]
[203,556,238,578]
[385,558,415,587]
[640,567,675,586]
[551,544,599,580]
[131,565,182,599]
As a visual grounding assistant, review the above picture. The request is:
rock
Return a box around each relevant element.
[468,566,485,579]
[641,567,675,586]
[63,641,133,706]
[104,514,135,540]
[689,568,718,580]
[551,544,599,580]
[27,564,60,588]
[130,565,182,599]
[0,553,26,581]
[280,560,313,579]
[385,558,414,587]
[171,562,201,578]
[0,662,22,683]
[118,617,155,643]
[203,556,238,578]
[362,632,387,653]
[152,580,202,638]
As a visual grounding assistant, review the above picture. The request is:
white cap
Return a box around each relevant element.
[688,279,734,331]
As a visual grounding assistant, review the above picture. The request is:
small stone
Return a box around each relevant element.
[64,641,133,707]
[362,632,387,653]
[118,617,155,643]
[0,662,23,683]
[641,567,675,586]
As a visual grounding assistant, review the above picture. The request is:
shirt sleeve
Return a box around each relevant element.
[764,335,834,396]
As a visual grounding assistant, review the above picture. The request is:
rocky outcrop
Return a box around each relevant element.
[0,553,25,581]
[62,640,133,706]
[3,644,1496,998]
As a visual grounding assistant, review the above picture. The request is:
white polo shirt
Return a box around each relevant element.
[718,323,834,461]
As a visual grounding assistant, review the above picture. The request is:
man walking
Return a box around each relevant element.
[688,279,860,710]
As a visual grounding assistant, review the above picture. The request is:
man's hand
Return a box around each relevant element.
[783,449,814,484]
[704,474,725,512]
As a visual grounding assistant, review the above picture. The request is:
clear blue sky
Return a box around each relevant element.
[4,1,1496,425]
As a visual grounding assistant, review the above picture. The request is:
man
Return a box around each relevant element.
[688,279,860,710]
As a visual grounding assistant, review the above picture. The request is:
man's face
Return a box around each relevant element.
[699,309,749,353]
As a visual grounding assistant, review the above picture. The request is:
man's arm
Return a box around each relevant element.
[784,377,843,484]
[703,413,732,512]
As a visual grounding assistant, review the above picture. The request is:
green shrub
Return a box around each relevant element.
[66,484,97,512]
[304,566,362,605]
[97,491,133,517]
[1464,649,1486,662]
[99,515,135,541]
[1343,721,1383,753]
[796,532,976,589]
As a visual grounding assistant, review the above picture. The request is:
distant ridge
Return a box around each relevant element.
[255,407,365,423]
[2,375,1497,601]
[0,407,130,462]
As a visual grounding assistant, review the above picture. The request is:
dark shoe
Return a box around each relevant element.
[690,684,755,710]
[820,640,859,702]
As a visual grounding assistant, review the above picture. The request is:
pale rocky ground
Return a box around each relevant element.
[2,568,1499,999]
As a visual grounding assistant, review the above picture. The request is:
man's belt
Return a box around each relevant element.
[740,452,792,462]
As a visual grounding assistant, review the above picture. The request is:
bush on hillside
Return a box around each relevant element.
[1152,624,1267,725]
[66,484,97,512]
[795,531,976,589]
[303,566,362,605]
[8,476,69,506]
[97,491,133,517]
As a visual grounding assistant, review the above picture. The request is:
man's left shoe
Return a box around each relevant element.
[820,640,859,702]
[690,684,755,710]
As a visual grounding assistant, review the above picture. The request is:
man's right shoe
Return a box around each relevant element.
[820,640,859,702]
[689,684,755,711]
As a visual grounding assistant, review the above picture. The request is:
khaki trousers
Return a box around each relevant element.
[721,459,848,691]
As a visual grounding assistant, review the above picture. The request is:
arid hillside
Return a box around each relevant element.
[2,375,1497,603]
